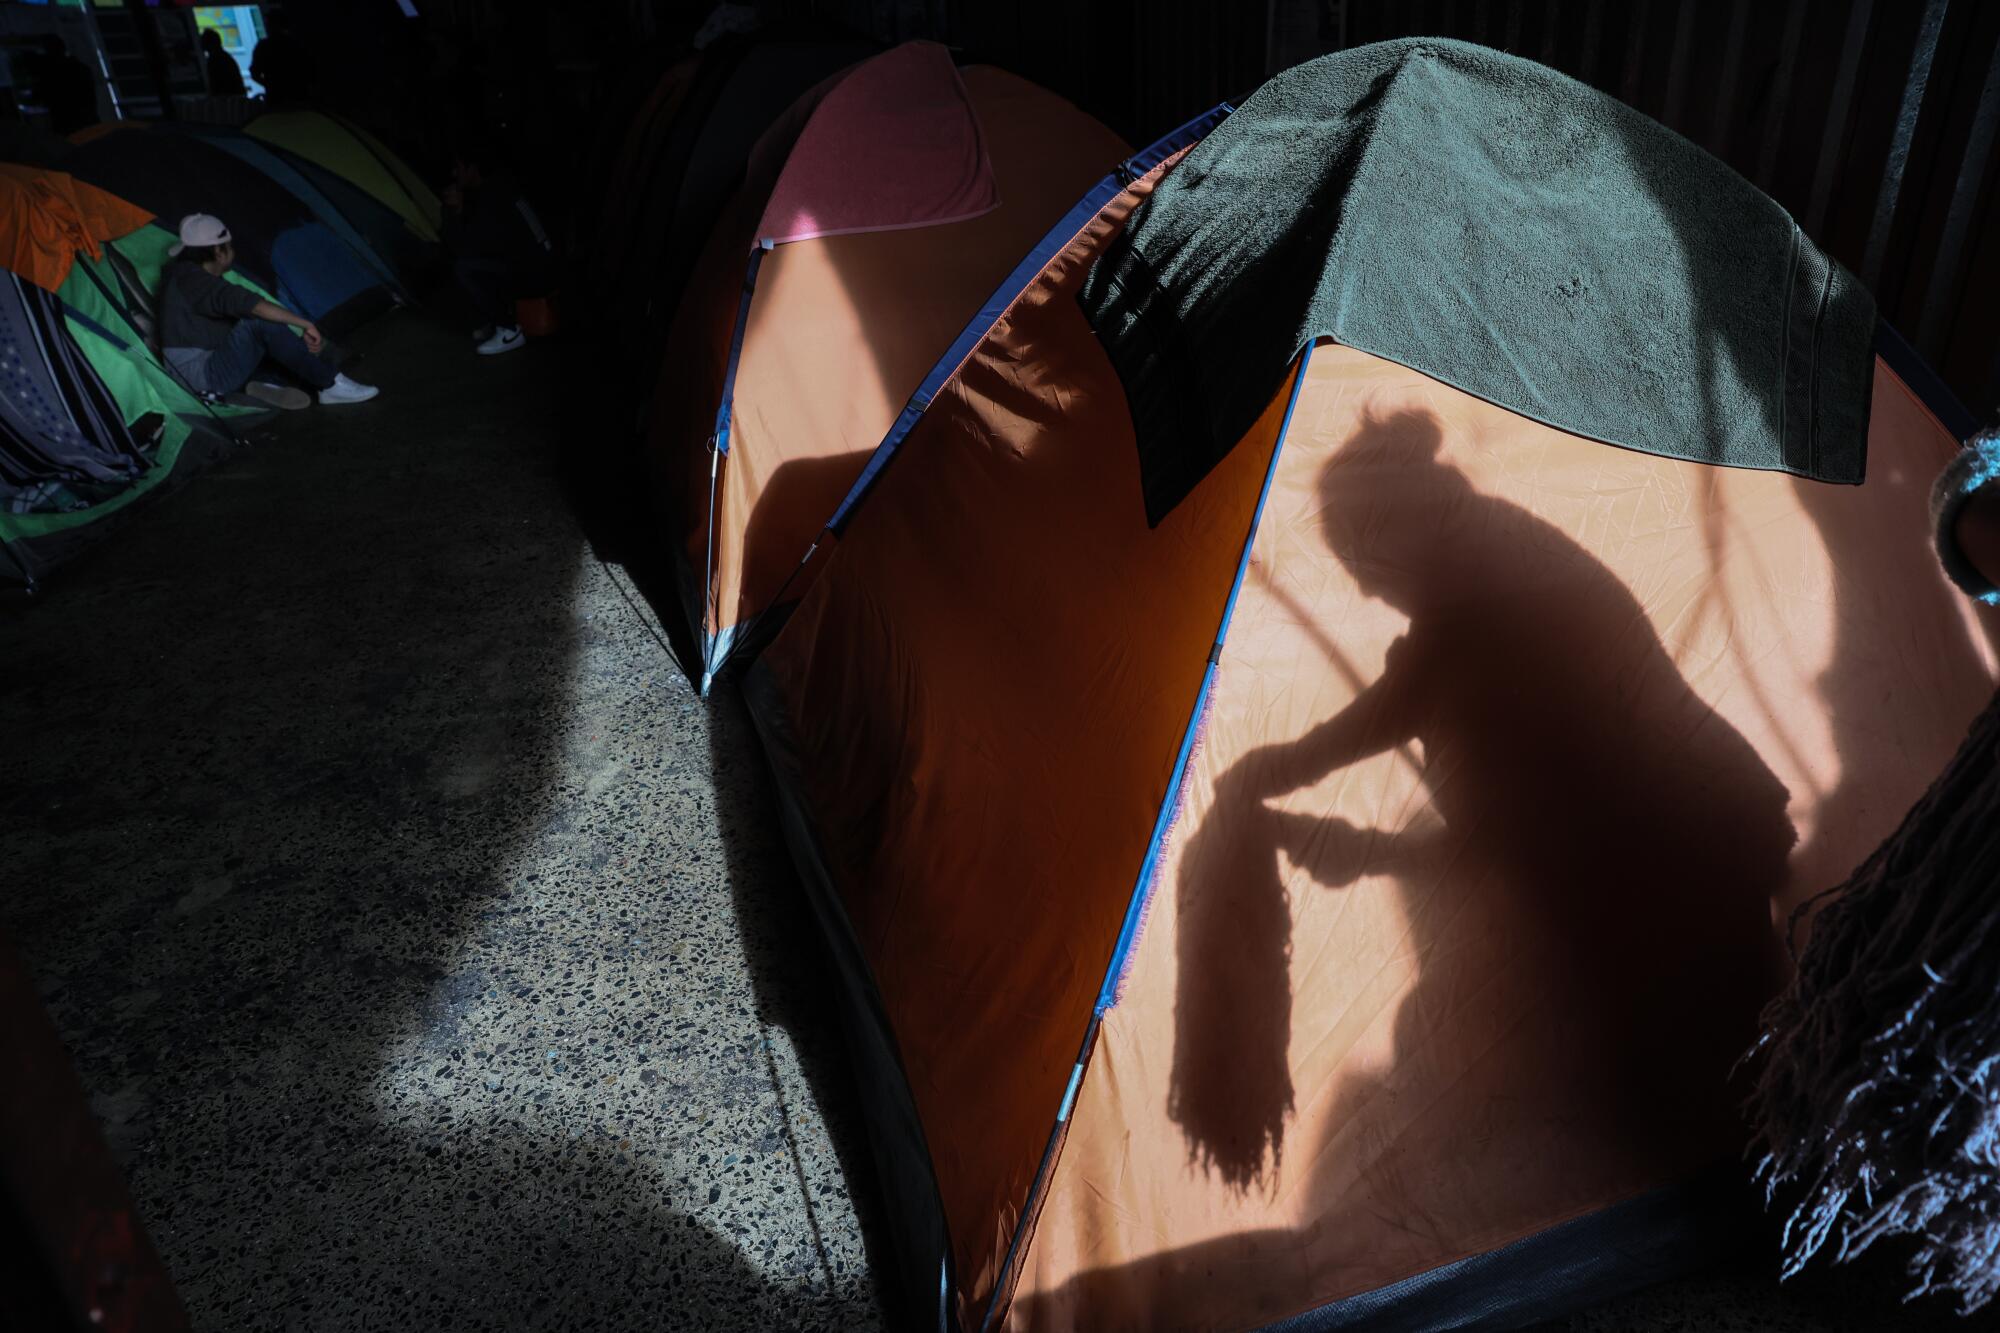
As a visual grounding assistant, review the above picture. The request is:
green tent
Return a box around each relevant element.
[0,226,278,588]
[247,111,442,244]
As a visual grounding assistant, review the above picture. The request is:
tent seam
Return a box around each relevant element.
[975,343,1315,1333]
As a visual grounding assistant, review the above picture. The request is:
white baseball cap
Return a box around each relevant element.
[169,213,231,256]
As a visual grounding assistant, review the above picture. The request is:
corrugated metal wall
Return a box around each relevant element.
[795,0,2000,421]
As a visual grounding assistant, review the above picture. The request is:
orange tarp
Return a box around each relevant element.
[0,166,152,292]
[651,66,1128,659]
[754,254,1998,1325]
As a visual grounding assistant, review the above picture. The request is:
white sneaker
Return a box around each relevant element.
[477,326,525,356]
[319,373,380,405]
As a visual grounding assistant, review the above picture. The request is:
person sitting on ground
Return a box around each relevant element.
[442,138,554,357]
[158,214,378,409]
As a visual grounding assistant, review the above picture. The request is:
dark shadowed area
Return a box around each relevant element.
[0,313,885,1331]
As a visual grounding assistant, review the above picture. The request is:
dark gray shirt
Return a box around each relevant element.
[159,260,259,355]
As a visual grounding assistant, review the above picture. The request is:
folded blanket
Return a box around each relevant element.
[1079,39,1877,525]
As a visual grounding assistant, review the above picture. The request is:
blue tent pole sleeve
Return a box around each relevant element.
[716,245,768,456]
[59,301,129,352]
[711,245,768,458]
[195,131,408,294]
[699,441,722,694]
[826,101,1235,537]
[976,343,1314,1333]
[974,1012,1101,1333]
[1121,100,1232,179]
[698,245,769,690]
[1094,341,1315,1015]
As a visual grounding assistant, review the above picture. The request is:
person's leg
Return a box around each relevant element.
[198,319,271,396]
[244,320,338,391]
[453,254,513,330]
[199,319,337,394]
[459,253,529,356]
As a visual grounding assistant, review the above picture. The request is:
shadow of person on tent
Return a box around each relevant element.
[1170,409,1795,1195]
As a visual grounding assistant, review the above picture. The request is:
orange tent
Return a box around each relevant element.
[739,77,1998,1333]
[649,42,1135,689]
[0,165,152,292]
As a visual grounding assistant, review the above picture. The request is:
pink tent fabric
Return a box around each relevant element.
[754,41,998,248]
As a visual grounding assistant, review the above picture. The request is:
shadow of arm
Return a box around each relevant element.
[1233,648,1414,800]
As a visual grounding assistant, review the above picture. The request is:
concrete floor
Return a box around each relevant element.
[2,313,884,1331]
[0,312,1975,1331]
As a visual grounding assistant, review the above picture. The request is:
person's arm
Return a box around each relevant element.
[188,270,321,354]
[249,300,323,354]
[1230,639,1420,801]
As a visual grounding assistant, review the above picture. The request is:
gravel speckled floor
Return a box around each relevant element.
[0,312,1977,1332]
[1,313,884,1331]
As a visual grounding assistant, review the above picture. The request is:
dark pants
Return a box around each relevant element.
[200,319,337,395]
[454,254,524,328]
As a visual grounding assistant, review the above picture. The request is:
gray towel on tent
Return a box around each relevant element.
[1078,39,1878,526]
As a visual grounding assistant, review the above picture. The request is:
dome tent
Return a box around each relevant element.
[0,170,268,588]
[246,110,443,245]
[176,124,414,296]
[66,126,397,335]
[647,40,1144,687]
[735,41,1997,1331]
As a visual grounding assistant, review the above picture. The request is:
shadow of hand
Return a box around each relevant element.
[1273,810,1372,890]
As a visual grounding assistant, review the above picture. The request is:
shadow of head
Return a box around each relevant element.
[1313,407,1486,611]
